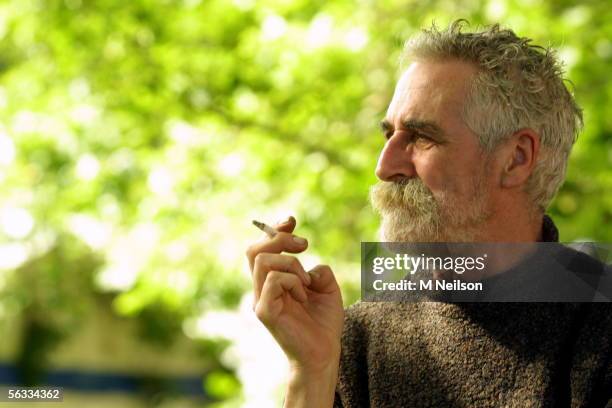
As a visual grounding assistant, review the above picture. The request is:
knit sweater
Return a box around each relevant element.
[334,216,612,407]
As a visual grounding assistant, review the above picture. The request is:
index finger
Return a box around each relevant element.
[246,218,308,271]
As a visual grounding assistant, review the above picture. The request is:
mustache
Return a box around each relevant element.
[369,178,437,213]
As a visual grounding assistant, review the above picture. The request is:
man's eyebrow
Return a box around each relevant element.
[379,119,392,133]
[402,119,446,138]
[379,118,446,140]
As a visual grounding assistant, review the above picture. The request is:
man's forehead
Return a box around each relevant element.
[386,60,475,122]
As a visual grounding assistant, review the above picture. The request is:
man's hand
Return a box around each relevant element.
[246,216,344,407]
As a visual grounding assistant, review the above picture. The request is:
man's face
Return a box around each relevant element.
[370,59,494,242]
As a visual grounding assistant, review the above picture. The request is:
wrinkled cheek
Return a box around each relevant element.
[426,172,466,200]
[412,154,447,193]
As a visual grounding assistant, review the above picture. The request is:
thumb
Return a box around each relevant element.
[307,264,340,294]
[275,216,296,233]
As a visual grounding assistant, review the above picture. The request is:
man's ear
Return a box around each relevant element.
[500,128,540,189]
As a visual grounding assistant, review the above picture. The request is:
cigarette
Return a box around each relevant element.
[252,220,278,238]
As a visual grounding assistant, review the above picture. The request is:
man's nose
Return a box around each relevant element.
[375,133,417,182]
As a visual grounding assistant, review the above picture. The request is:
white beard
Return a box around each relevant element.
[370,178,492,243]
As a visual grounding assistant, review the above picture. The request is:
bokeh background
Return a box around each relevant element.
[0,0,610,406]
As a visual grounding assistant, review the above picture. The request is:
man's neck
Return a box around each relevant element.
[480,206,543,242]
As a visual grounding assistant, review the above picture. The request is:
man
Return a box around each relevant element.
[246,21,611,407]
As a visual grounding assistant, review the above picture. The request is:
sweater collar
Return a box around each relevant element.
[540,214,559,243]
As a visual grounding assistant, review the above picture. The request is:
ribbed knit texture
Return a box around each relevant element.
[334,216,611,407]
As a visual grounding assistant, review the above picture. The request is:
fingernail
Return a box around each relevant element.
[308,269,320,279]
[293,236,307,245]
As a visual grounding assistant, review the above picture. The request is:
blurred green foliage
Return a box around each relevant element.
[0,0,610,403]
[204,370,242,401]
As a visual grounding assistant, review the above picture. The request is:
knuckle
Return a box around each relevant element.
[289,256,301,270]
[267,270,282,283]
[253,253,268,269]
[286,273,300,285]
[254,303,268,322]
[245,244,260,259]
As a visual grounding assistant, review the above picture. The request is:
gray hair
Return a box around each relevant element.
[402,20,583,212]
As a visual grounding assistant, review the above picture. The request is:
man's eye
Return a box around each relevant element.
[381,130,436,146]
[414,134,436,148]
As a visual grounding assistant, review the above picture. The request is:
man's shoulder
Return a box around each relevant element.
[552,243,612,301]
[555,243,610,272]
